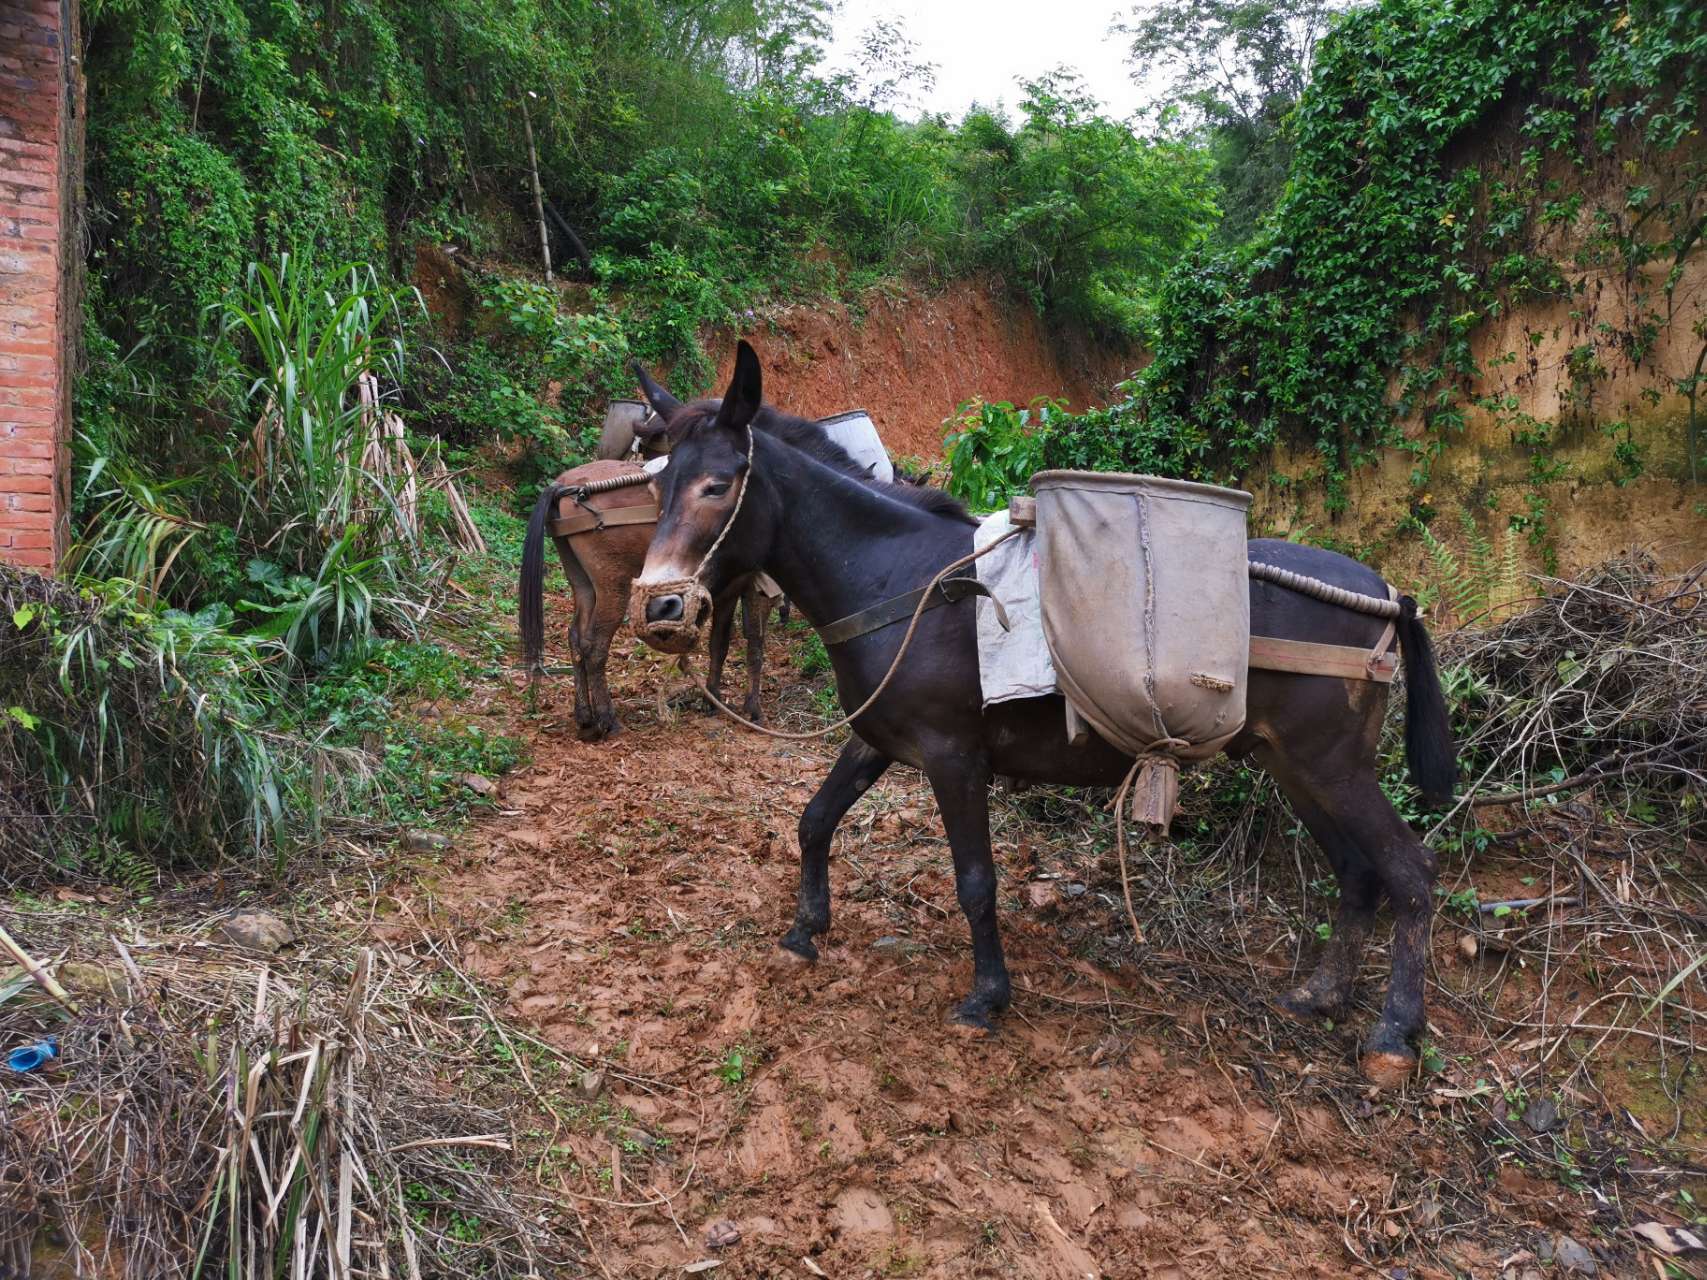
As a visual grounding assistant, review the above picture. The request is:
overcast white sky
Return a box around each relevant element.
[822,0,1153,123]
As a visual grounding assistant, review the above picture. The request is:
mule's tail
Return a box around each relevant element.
[519,483,570,671]
[1396,594,1457,805]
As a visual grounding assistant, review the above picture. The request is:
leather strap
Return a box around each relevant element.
[1249,635,1399,683]
[819,576,1009,647]
[549,501,658,538]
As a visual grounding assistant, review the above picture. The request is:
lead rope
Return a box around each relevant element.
[695,527,1023,741]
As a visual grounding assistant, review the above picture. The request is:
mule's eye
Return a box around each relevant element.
[704,481,732,498]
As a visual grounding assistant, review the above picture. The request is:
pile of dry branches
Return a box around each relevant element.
[1441,554,1706,832]
[0,901,578,1278]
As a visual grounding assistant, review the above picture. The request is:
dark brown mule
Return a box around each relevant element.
[630,343,1458,1087]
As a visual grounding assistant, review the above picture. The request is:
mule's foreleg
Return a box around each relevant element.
[924,751,1010,1031]
[781,735,891,961]
[740,585,767,724]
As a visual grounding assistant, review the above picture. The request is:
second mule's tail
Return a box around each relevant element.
[519,483,570,671]
[1395,594,1457,805]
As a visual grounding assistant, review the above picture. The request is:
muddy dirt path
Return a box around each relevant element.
[422,632,1554,1278]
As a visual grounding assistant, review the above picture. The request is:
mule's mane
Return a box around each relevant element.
[665,399,976,525]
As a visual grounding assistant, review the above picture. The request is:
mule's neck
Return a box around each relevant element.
[752,434,973,629]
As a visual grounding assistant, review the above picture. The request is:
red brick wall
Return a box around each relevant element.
[0,0,80,573]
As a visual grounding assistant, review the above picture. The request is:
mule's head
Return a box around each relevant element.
[630,341,768,654]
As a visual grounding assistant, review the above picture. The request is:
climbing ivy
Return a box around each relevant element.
[1040,0,1707,544]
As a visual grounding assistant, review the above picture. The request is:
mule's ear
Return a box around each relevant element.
[632,361,682,420]
[714,340,762,433]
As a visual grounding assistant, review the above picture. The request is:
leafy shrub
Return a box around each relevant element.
[89,122,254,371]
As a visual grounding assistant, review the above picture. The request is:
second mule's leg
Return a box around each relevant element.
[740,585,767,723]
[924,750,1011,1031]
[704,590,739,712]
[554,541,599,737]
[781,735,891,961]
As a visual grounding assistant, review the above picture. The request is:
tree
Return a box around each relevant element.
[1119,0,1355,242]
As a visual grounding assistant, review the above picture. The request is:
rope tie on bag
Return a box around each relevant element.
[1108,735,1190,950]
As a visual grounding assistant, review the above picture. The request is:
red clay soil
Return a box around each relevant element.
[709,280,1137,461]
[414,631,1562,1279]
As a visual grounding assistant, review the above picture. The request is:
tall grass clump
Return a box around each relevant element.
[0,567,362,874]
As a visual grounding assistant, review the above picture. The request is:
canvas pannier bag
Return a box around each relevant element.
[598,398,651,460]
[1032,471,1252,822]
[816,410,894,484]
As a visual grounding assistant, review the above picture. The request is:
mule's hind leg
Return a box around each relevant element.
[1253,755,1383,1018]
[581,578,631,740]
[1332,777,1439,1084]
[782,735,891,961]
[739,584,767,723]
[1263,747,1437,1082]
[554,541,599,737]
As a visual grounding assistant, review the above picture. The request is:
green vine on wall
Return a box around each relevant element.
[998,0,1707,558]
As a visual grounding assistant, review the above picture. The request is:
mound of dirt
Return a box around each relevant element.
[711,280,1137,462]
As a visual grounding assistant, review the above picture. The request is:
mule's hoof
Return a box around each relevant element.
[741,704,765,726]
[778,934,819,963]
[1275,987,1342,1023]
[949,1008,998,1037]
[1360,1050,1417,1090]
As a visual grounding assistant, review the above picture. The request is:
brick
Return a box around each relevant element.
[0,136,54,161]
[3,455,53,475]
[0,406,57,426]
[0,388,54,408]
[7,527,53,549]
[4,492,53,511]
[0,430,50,453]
[0,372,54,389]
[0,470,50,492]
[0,352,55,374]
[0,336,55,356]
[0,202,56,222]
[0,149,54,175]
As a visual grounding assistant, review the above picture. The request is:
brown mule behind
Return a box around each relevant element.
[520,458,775,739]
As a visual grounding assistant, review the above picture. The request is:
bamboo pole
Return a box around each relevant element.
[0,919,80,1013]
[521,94,552,282]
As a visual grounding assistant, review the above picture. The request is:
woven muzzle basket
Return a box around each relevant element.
[1032,471,1253,829]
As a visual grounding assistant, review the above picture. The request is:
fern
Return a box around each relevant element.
[1420,524,1482,622]
[1419,512,1532,626]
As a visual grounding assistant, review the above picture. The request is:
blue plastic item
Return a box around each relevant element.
[7,1036,58,1073]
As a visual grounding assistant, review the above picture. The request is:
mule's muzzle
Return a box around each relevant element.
[629,578,712,654]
